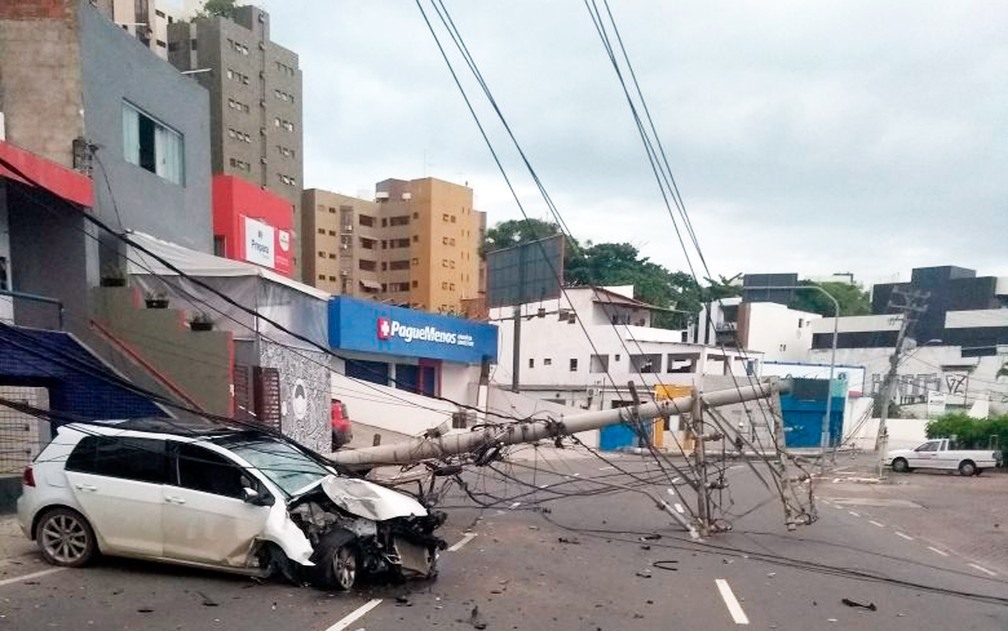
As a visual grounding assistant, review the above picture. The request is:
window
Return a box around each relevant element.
[278,173,297,186]
[529,358,535,369]
[411,280,418,288]
[381,218,388,227]
[441,281,449,290]
[390,260,410,271]
[66,436,169,484]
[318,274,325,280]
[122,102,184,185]
[450,215,456,223]
[590,354,609,373]
[412,235,419,243]
[380,262,387,271]
[916,441,940,452]
[317,250,325,257]
[442,214,450,222]
[317,228,325,234]
[413,212,419,219]
[544,358,552,366]
[390,215,410,226]
[360,238,375,250]
[229,157,251,172]
[359,215,375,227]
[328,253,336,259]
[359,259,377,272]
[395,238,410,248]
[174,444,248,499]
[569,358,578,372]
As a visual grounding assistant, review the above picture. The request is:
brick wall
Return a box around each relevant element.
[0,0,84,167]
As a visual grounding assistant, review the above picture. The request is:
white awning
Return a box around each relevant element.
[359,278,382,291]
[125,230,330,300]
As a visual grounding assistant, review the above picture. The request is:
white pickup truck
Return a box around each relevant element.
[886,439,1001,476]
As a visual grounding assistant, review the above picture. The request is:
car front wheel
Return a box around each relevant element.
[891,457,910,473]
[311,530,360,591]
[37,508,97,568]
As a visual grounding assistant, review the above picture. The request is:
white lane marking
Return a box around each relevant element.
[323,598,383,631]
[728,465,744,471]
[968,563,998,577]
[447,532,477,552]
[868,520,885,528]
[598,466,616,471]
[715,579,750,625]
[927,546,949,557]
[848,511,861,517]
[0,567,67,588]
[894,531,914,541]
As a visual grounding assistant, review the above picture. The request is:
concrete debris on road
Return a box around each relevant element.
[467,605,488,629]
[557,537,581,545]
[841,598,877,611]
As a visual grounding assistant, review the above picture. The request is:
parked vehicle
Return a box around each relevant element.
[331,399,353,450]
[17,418,443,590]
[885,438,1001,476]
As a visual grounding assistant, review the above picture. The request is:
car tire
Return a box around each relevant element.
[958,460,976,477]
[36,508,98,568]
[311,530,359,591]
[891,457,909,473]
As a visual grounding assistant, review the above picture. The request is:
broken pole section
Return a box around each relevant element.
[331,380,789,468]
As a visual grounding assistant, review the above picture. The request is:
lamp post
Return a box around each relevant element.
[743,285,839,464]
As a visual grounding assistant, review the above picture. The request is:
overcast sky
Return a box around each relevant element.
[252,1,1007,288]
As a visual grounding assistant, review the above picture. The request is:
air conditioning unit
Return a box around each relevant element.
[375,191,389,200]
[343,225,353,232]
[340,244,348,250]
[340,270,349,277]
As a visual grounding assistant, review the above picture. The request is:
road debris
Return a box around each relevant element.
[652,560,679,572]
[468,605,488,629]
[841,598,877,611]
[557,537,581,545]
[634,571,652,579]
[196,592,218,607]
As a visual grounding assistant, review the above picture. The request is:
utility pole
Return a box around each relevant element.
[692,394,710,537]
[875,288,928,478]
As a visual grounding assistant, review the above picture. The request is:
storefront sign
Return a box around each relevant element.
[244,216,275,268]
[330,297,497,365]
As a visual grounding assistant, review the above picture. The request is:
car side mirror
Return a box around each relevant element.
[242,486,274,507]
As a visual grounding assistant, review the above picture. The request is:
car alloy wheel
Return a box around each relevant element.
[332,545,357,591]
[39,510,95,567]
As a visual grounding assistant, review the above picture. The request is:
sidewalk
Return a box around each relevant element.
[0,515,35,561]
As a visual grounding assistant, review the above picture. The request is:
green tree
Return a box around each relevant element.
[789,281,870,317]
[199,0,240,19]
[482,218,562,254]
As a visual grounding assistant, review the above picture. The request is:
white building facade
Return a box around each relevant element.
[490,286,763,411]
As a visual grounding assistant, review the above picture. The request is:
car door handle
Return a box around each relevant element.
[164,496,187,505]
[75,484,97,492]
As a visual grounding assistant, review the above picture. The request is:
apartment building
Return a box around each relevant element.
[302,178,483,313]
[167,4,304,278]
[302,189,381,297]
[92,0,174,59]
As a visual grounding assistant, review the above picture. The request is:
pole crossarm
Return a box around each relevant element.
[331,380,789,467]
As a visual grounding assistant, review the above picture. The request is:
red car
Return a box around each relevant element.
[331,399,352,450]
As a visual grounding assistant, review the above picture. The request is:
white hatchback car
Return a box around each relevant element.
[18,419,444,590]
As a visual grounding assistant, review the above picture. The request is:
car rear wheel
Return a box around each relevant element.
[958,460,977,476]
[891,457,909,473]
[37,508,97,568]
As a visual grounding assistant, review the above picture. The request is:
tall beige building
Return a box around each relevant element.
[302,178,483,313]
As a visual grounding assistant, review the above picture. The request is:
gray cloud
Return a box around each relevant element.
[258,0,1008,284]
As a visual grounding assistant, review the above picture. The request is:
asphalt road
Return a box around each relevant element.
[0,450,1005,630]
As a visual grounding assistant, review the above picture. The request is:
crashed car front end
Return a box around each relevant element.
[281,475,446,589]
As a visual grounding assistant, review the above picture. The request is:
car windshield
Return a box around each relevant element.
[216,436,330,497]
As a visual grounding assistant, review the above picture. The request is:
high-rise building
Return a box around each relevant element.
[167,4,304,278]
[91,0,175,60]
[302,189,381,297]
[302,178,484,313]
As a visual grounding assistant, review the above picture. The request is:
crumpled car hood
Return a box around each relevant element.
[319,475,428,521]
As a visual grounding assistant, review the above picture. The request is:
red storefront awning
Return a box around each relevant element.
[0,140,93,208]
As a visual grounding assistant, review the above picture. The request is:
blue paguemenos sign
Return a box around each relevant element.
[328,297,498,365]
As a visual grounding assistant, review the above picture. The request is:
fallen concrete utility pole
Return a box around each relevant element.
[332,380,788,468]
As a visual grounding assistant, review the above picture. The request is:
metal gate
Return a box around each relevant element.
[0,386,49,474]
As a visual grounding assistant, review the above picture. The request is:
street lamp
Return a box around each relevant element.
[743,284,839,463]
